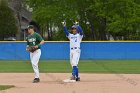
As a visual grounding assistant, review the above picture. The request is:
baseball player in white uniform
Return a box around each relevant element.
[26,25,44,83]
[62,21,83,82]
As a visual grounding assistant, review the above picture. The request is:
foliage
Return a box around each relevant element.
[26,0,140,40]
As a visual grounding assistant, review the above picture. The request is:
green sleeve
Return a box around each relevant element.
[37,34,43,42]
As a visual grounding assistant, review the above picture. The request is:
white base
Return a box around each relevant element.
[63,79,76,83]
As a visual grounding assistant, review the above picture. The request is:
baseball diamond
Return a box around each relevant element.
[0,0,140,93]
[0,60,140,93]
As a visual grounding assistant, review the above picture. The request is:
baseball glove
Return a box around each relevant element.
[27,46,37,53]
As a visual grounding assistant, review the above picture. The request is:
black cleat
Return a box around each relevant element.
[33,78,40,83]
[76,77,80,81]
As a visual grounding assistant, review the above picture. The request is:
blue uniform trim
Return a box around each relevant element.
[64,26,69,36]
[76,67,79,78]
[72,66,76,76]
[72,66,78,78]
[77,25,83,35]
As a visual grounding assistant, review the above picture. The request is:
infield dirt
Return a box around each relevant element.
[0,73,140,93]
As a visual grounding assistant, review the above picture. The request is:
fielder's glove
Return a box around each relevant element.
[27,46,37,53]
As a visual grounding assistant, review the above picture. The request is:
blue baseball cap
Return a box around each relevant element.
[71,25,77,29]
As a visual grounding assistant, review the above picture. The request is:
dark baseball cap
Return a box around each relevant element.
[27,25,34,29]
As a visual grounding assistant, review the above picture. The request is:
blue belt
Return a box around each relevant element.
[71,47,80,50]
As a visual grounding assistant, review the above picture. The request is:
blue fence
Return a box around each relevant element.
[0,41,140,60]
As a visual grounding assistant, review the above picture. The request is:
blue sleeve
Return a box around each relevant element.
[64,26,69,36]
[77,25,83,35]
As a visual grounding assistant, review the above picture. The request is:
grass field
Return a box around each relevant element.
[0,85,15,90]
[0,60,140,73]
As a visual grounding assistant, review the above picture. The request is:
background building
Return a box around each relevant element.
[8,0,32,40]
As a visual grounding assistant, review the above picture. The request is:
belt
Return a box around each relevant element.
[71,47,80,50]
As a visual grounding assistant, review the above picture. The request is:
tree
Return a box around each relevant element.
[0,0,18,40]
[26,0,78,40]
[26,0,140,40]
[105,0,140,40]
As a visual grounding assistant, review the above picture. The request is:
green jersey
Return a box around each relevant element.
[26,32,43,49]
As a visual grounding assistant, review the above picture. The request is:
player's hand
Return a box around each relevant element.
[34,45,38,49]
[61,21,66,26]
[74,21,79,25]
[26,48,29,52]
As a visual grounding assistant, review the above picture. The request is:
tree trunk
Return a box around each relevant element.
[90,23,95,40]
[99,18,107,40]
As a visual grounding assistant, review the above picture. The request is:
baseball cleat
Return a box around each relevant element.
[33,78,40,83]
[76,77,80,81]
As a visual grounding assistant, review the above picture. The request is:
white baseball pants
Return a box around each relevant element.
[70,48,81,67]
[30,49,41,78]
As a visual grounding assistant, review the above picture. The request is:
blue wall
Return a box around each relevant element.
[0,42,140,60]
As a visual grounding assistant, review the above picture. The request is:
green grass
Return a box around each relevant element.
[0,60,140,73]
[0,85,15,90]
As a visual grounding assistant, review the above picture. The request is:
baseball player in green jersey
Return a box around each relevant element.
[26,25,44,83]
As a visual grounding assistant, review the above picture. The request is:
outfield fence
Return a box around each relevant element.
[0,41,140,60]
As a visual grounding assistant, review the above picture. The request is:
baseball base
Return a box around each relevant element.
[63,79,76,83]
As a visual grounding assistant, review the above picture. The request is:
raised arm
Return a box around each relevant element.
[64,26,69,36]
[77,25,83,35]
[62,21,69,36]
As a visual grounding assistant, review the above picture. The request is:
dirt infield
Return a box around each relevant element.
[0,73,140,93]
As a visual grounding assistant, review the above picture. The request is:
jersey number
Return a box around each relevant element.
[75,39,77,42]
